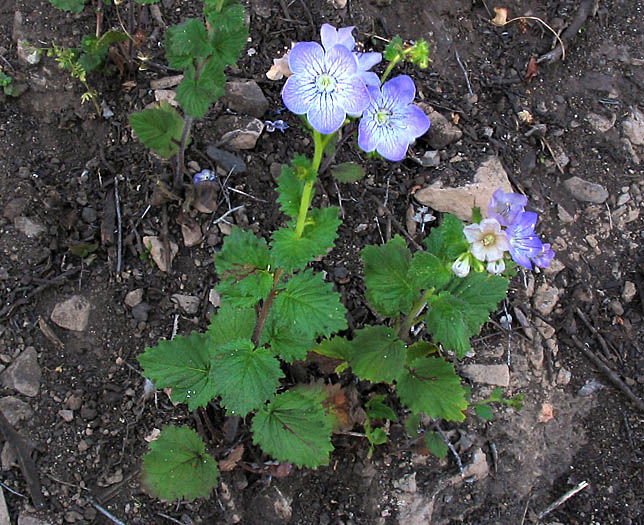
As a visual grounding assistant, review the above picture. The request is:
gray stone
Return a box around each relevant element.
[209,289,221,307]
[461,364,510,387]
[3,197,29,220]
[51,295,91,331]
[414,156,514,221]
[18,514,52,525]
[586,112,615,133]
[171,294,200,315]
[533,283,560,316]
[0,347,41,397]
[608,300,624,316]
[2,441,18,471]
[131,303,151,322]
[13,216,47,238]
[124,289,144,308]
[563,176,608,203]
[0,396,33,426]
[206,146,247,175]
[622,108,644,145]
[0,476,10,523]
[622,281,637,303]
[223,80,269,118]
[417,150,440,167]
[58,409,74,423]
[421,105,462,149]
[214,115,264,150]
[81,207,98,223]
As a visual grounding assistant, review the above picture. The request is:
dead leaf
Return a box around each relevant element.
[185,181,218,214]
[320,383,365,432]
[220,445,244,471]
[538,402,554,423]
[525,57,539,82]
[266,53,292,80]
[143,236,179,272]
[266,462,293,478]
[491,7,509,26]
[177,212,203,247]
[451,112,460,125]
[144,428,161,443]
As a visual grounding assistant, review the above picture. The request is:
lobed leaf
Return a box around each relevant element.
[397,357,467,421]
[314,336,351,360]
[423,213,469,263]
[365,395,397,421]
[260,315,314,363]
[251,387,334,468]
[331,162,365,183]
[165,19,213,69]
[204,0,246,31]
[424,432,448,458]
[276,158,311,219]
[210,24,248,67]
[408,251,452,291]
[142,426,219,501]
[206,303,256,347]
[129,102,184,158]
[176,58,226,118]
[48,0,85,13]
[345,326,406,383]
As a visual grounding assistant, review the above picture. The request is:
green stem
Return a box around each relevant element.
[399,288,434,343]
[380,46,414,85]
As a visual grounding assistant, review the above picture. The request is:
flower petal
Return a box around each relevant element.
[336,76,370,116]
[359,71,381,87]
[336,26,356,50]
[358,116,380,152]
[307,94,346,135]
[325,44,358,78]
[288,42,324,75]
[320,24,338,53]
[463,223,483,243]
[282,74,317,115]
[382,75,416,105]
[402,104,430,139]
[357,52,382,71]
[376,129,408,161]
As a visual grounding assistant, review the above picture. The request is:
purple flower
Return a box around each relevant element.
[506,211,543,269]
[264,119,289,133]
[320,24,382,87]
[532,243,555,268]
[357,75,430,161]
[487,188,527,226]
[193,169,216,183]
[282,41,370,135]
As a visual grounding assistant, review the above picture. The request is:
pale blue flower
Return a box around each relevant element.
[264,120,289,133]
[282,41,370,135]
[193,169,216,183]
[358,75,430,161]
[506,211,543,269]
[487,188,527,226]
[532,243,555,268]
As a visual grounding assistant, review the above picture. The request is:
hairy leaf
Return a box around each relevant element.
[204,0,246,31]
[273,270,347,339]
[166,19,213,69]
[426,272,507,357]
[424,431,448,458]
[48,0,85,13]
[271,207,341,272]
[138,331,216,410]
[314,336,351,360]
[129,102,184,158]
[404,413,422,437]
[362,236,415,317]
[211,339,283,416]
[276,157,311,218]
[409,252,451,291]
[423,213,469,263]
[331,162,365,183]
[176,58,226,118]
[260,315,314,363]
[210,23,248,67]
[142,426,219,501]
[252,387,334,468]
[397,357,467,421]
[383,36,404,61]
[345,326,406,383]
[475,404,494,420]
[405,341,438,364]
[207,303,256,347]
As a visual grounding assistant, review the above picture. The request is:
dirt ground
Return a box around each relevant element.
[0,0,643,523]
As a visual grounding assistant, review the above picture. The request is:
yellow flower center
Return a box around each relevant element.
[482,233,496,246]
[316,74,337,93]
[375,108,391,125]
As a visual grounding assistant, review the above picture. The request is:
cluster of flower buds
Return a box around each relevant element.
[452,188,554,277]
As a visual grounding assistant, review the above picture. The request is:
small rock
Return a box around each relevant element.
[3,197,29,220]
[13,216,47,238]
[214,115,264,150]
[78,440,89,452]
[64,510,84,523]
[417,150,440,167]
[124,289,144,308]
[394,472,417,493]
[81,207,98,223]
[209,289,221,307]
[461,364,510,387]
[0,476,10,521]
[143,235,179,272]
[2,442,18,471]
[557,204,574,223]
[180,221,203,247]
[538,403,555,423]
[17,40,40,66]
[533,283,560,316]
[586,112,616,133]
[171,294,200,315]
[563,176,608,203]
[608,300,624,316]
[556,368,571,386]
[420,105,462,149]
[206,146,247,174]
[223,80,269,118]
[622,108,644,146]
[51,295,91,331]
[0,396,34,426]
[80,405,97,420]
[18,515,52,525]
[415,156,513,220]
[460,447,488,481]
[65,394,83,411]
[58,409,74,423]
[131,303,151,322]
[0,347,41,397]
[622,281,637,303]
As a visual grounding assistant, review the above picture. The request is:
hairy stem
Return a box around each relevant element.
[252,269,284,346]
[399,289,433,343]
[174,115,194,190]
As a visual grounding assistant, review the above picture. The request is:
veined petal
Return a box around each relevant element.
[282,74,318,115]
[307,94,346,135]
[487,259,505,274]
[320,24,338,53]
[358,117,380,152]
[382,75,416,105]
[359,71,381,87]
[357,52,382,71]
[289,42,325,74]
[336,77,370,116]
[463,223,483,243]
[325,44,358,78]
[402,104,430,139]
[376,129,408,161]
[336,26,356,50]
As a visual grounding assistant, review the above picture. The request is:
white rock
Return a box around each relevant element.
[209,289,221,307]
[51,295,91,331]
[586,112,615,133]
[13,216,47,238]
[622,281,637,303]
[461,364,510,387]
[124,289,144,308]
[533,283,560,316]
[171,294,200,315]
[622,108,644,145]
[0,396,34,426]
[414,156,513,221]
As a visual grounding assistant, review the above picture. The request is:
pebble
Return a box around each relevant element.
[417,150,440,167]
[81,207,98,223]
[58,409,74,422]
[419,104,462,149]
[214,115,264,150]
[50,295,91,331]
[461,364,510,387]
[609,300,624,316]
[0,396,34,425]
[0,347,41,397]
[533,283,560,316]
[78,440,89,452]
[13,216,47,238]
[131,303,151,322]
[124,289,144,308]
[206,146,247,175]
[209,289,221,307]
[222,80,269,118]
[17,514,52,525]
[557,204,574,223]
[3,197,29,220]
[80,405,97,421]
[171,294,200,315]
[622,108,644,146]
[563,176,608,203]
[622,281,637,303]
[16,40,40,66]
[556,367,571,386]
[585,112,615,133]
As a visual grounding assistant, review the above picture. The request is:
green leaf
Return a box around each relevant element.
[423,214,469,263]
[404,413,421,437]
[383,36,404,61]
[206,303,256,347]
[211,339,283,416]
[405,341,438,364]
[129,102,184,158]
[397,357,467,421]
[365,426,387,446]
[409,252,452,291]
[362,236,415,317]
[276,157,311,218]
[142,426,219,501]
[252,387,334,468]
[166,19,213,69]
[48,0,85,13]
[330,162,365,183]
[271,207,341,272]
[314,336,350,360]
[210,23,248,67]
[365,395,397,421]
[215,227,272,307]
[176,58,226,118]
[273,270,347,339]
[138,331,216,410]
[204,0,245,31]
[345,326,406,383]
[474,404,494,420]
[424,431,448,459]
[426,271,508,357]
[260,315,314,363]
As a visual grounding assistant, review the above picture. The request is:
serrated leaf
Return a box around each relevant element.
[204,0,245,31]
[423,214,469,262]
[426,272,508,357]
[276,159,310,218]
[346,326,405,383]
[138,331,216,410]
[271,207,341,272]
[365,395,397,421]
[424,431,448,458]
[252,387,334,468]
[362,236,415,317]
[366,426,387,446]
[474,404,494,420]
[405,341,438,364]
[273,269,347,339]
[404,413,422,437]
[142,426,219,501]
[397,357,467,421]
[409,252,452,291]
[211,339,283,416]
[260,315,314,363]
[314,336,350,360]
[206,303,256,347]
[176,58,225,118]
[129,102,184,158]
[48,0,85,13]
[166,19,213,69]
[210,24,248,67]
[331,162,365,183]
[383,36,404,61]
